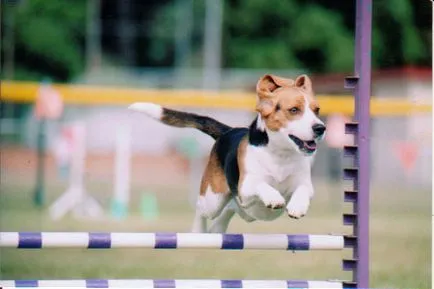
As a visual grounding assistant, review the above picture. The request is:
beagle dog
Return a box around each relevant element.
[129,74,326,233]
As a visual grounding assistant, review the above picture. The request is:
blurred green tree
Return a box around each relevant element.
[223,0,430,72]
[225,0,356,72]
[372,0,428,68]
[149,0,430,73]
[1,0,430,81]
[2,0,86,82]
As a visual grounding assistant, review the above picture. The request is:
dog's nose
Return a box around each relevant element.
[312,124,326,136]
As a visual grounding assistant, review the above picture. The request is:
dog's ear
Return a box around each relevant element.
[255,98,274,117]
[256,74,293,94]
[294,74,313,92]
[256,74,293,117]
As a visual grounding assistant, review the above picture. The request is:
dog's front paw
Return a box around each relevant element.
[263,194,286,210]
[286,192,310,219]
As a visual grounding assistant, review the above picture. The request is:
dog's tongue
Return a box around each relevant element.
[304,141,317,150]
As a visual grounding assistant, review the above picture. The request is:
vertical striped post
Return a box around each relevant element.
[343,0,372,288]
[354,0,372,286]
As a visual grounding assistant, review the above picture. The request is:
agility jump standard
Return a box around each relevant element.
[0,0,371,288]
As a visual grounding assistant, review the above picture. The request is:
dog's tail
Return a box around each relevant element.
[128,102,232,140]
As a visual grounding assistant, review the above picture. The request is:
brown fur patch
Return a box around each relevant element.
[236,136,249,195]
[263,90,305,131]
[200,147,229,195]
[309,100,320,115]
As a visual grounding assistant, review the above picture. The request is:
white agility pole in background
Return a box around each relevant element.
[111,123,132,219]
[49,121,103,220]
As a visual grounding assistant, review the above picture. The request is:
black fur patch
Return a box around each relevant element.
[248,117,269,146]
[161,108,231,140]
[214,128,248,194]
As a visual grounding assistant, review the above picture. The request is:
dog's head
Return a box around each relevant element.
[255,74,326,155]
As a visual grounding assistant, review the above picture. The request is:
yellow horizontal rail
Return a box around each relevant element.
[1,81,431,116]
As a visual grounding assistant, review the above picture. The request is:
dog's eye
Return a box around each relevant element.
[314,107,320,115]
[289,107,299,114]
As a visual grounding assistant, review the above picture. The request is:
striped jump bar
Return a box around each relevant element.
[0,279,345,288]
[0,232,344,250]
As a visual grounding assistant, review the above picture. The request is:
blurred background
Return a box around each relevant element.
[0,0,432,288]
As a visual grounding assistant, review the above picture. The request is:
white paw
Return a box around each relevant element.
[286,192,310,219]
[262,193,286,210]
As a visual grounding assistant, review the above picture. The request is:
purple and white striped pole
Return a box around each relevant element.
[0,232,345,250]
[0,279,345,288]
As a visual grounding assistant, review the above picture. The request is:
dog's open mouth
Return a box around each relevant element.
[288,135,317,154]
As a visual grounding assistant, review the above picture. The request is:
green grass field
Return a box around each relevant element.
[0,173,431,289]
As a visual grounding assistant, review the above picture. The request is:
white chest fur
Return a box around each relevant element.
[237,145,313,221]
[245,145,311,189]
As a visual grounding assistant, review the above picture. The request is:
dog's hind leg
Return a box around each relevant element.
[208,199,236,233]
[191,212,207,233]
[194,188,230,232]
[191,192,229,233]
[193,146,231,233]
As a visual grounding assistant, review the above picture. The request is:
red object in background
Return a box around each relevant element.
[34,83,64,119]
[325,114,353,148]
[393,141,419,174]
[53,125,78,166]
